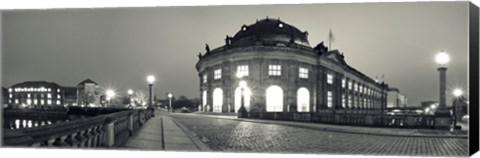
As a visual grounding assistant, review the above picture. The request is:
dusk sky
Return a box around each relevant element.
[2,2,470,105]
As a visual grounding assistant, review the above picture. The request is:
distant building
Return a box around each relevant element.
[76,79,101,107]
[7,81,64,107]
[386,87,408,108]
[62,86,78,106]
[196,18,389,113]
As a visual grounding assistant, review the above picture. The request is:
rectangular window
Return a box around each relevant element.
[40,100,44,105]
[9,94,12,98]
[27,93,31,98]
[214,69,222,79]
[47,99,52,105]
[57,94,61,99]
[327,74,334,84]
[348,95,352,108]
[237,65,249,77]
[268,65,281,76]
[15,99,19,104]
[348,81,352,90]
[56,100,61,105]
[342,94,346,108]
[364,98,367,108]
[354,83,358,92]
[34,99,38,105]
[299,67,308,79]
[359,85,363,93]
[203,74,207,83]
[47,93,52,98]
[342,79,346,88]
[327,91,333,108]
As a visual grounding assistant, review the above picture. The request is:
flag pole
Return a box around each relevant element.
[328,29,332,51]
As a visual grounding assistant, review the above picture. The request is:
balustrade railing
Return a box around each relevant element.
[242,110,436,129]
[3,108,154,148]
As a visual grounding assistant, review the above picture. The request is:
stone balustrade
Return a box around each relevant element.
[242,110,436,129]
[3,108,154,148]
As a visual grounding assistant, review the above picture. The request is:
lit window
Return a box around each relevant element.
[203,74,207,83]
[27,99,31,105]
[9,100,11,103]
[348,95,352,108]
[57,94,61,99]
[56,100,61,105]
[15,99,19,104]
[40,100,44,105]
[34,100,38,105]
[27,93,31,98]
[8,88,12,92]
[348,81,352,90]
[268,65,281,76]
[342,94,346,108]
[327,74,333,84]
[202,91,207,106]
[47,99,52,105]
[327,91,333,108]
[212,88,223,112]
[299,67,308,79]
[47,94,52,98]
[364,98,367,108]
[266,85,283,112]
[48,88,51,92]
[359,85,363,93]
[342,79,346,88]
[57,89,60,93]
[237,65,249,77]
[354,83,358,92]
[214,69,222,80]
[297,88,310,112]
[9,94,12,98]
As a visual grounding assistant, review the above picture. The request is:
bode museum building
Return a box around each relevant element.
[196,18,389,114]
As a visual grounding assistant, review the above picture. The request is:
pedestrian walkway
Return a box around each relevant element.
[121,111,210,151]
[188,112,468,138]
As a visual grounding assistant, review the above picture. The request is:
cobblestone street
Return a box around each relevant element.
[170,113,468,156]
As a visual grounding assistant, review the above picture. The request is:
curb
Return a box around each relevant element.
[192,113,468,139]
[171,117,212,151]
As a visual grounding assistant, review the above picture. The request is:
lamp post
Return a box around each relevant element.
[127,89,133,108]
[147,75,155,108]
[106,89,115,107]
[452,88,463,129]
[236,72,247,118]
[167,93,173,112]
[434,50,451,129]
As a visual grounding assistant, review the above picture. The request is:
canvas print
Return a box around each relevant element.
[1,1,476,157]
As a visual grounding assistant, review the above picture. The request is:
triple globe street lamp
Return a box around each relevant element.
[434,50,452,129]
[147,75,155,108]
[167,92,173,112]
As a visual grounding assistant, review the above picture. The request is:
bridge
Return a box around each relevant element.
[1,108,469,156]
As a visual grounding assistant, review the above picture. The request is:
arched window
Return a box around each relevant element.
[297,87,310,112]
[202,90,207,106]
[235,87,251,113]
[212,88,223,112]
[266,85,283,112]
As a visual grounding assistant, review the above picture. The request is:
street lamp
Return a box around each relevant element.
[167,93,173,112]
[127,89,133,108]
[147,75,155,108]
[236,71,248,117]
[106,89,115,107]
[434,50,451,129]
[452,88,463,129]
[435,51,449,108]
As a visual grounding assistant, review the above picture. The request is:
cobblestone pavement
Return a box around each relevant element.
[170,113,468,156]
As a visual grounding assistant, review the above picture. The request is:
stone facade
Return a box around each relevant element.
[196,18,389,114]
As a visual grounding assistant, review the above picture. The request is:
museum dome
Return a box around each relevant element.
[230,18,310,47]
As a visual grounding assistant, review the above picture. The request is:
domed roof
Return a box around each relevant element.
[230,18,310,47]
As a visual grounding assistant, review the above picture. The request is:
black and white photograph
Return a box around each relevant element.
[1,1,479,157]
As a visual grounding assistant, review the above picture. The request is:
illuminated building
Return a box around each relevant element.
[196,18,389,113]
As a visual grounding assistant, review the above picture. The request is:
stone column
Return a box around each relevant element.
[104,118,115,147]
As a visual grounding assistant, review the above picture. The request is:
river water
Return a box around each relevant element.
[3,117,70,130]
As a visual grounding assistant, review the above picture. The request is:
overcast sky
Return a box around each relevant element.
[1,2,470,105]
